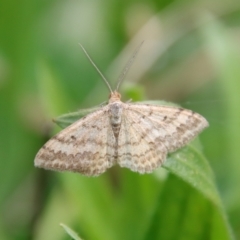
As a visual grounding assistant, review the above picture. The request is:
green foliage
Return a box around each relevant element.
[54,101,231,240]
[1,0,240,239]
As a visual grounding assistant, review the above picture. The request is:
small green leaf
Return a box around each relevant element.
[53,107,101,129]
[122,83,146,101]
[60,223,84,240]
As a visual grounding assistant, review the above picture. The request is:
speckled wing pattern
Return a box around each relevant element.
[35,101,208,176]
[117,103,208,174]
[34,44,209,176]
[34,105,116,176]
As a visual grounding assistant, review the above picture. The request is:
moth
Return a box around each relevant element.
[34,43,208,176]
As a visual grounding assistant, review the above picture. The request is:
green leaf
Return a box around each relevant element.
[53,106,101,129]
[200,14,240,208]
[164,145,219,206]
[143,173,232,240]
[54,100,232,240]
[37,61,74,117]
[60,223,84,240]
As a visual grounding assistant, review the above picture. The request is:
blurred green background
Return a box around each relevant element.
[1,0,240,239]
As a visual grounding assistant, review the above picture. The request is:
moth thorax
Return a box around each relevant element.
[109,102,123,137]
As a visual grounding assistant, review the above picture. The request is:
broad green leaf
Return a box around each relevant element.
[143,173,232,240]
[164,146,219,206]
[53,100,232,240]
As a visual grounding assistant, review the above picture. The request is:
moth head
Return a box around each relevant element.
[109,91,121,103]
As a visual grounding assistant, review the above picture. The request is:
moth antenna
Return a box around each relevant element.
[116,41,144,91]
[79,43,113,93]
